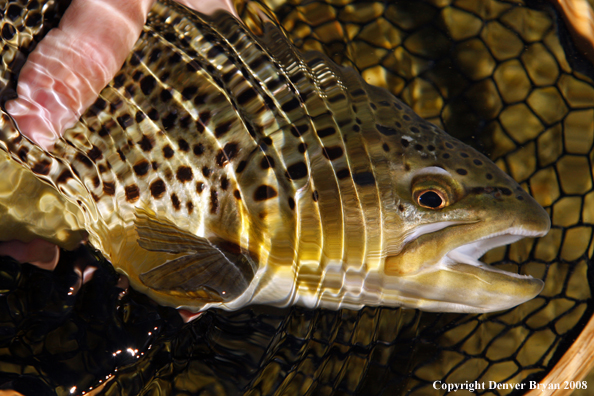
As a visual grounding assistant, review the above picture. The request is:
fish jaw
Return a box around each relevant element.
[383,184,551,313]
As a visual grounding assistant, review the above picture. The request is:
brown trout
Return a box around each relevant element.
[0,0,550,314]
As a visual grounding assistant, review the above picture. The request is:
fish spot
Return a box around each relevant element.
[473,159,483,166]
[400,139,409,148]
[312,190,319,202]
[260,155,275,169]
[456,168,468,175]
[427,145,435,151]
[193,143,204,156]
[202,166,212,178]
[102,181,115,195]
[286,162,308,180]
[254,185,278,201]
[75,152,93,168]
[196,182,205,193]
[178,139,189,152]
[322,146,344,161]
[187,201,194,214]
[281,98,300,112]
[176,166,193,182]
[210,189,219,214]
[261,136,273,146]
[445,142,454,149]
[288,197,296,210]
[162,145,174,159]
[395,121,402,128]
[217,175,229,191]
[517,195,524,201]
[404,163,411,171]
[161,112,177,130]
[133,160,150,176]
[171,193,181,210]
[298,143,308,153]
[125,185,140,203]
[138,135,154,152]
[370,103,377,110]
[353,172,376,186]
[460,152,469,158]
[234,190,241,199]
[442,153,450,159]
[382,143,390,152]
[160,89,173,102]
[377,124,397,136]
[336,168,350,179]
[148,48,162,63]
[181,86,198,100]
[140,75,156,95]
[215,121,232,138]
[237,88,258,105]
[148,108,159,120]
[317,127,336,138]
[134,111,145,123]
[2,24,15,40]
[414,144,423,151]
[31,160,51,176]
[398,204,405,211]
[410,127,420,133]
[501,188,512,196]
[352,124,360,132]
[403,114,411,121]
[151,161,159,170]
[168,52,181,65]
[117,113,133,129]
[150,179,166,199]
[486,173,493,180]
[236,161,247,173]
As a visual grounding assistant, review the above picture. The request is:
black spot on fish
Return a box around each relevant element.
[237,88,258,105]
[171,193,181,210]
[370,103,377,110]
[125,185,140,203]
[234,190,241,200]
[352,124,360,132]
[473,159,483,166]
[75,153,93,168]
[286,162,308,180]
[312,190,319,202]
[445,142,454,149]
[161,112,177,130]
[148,108,159,120]
[254,185,278,201]
[322,146,344,161]
[353,172,376,186]
[186,201,194,214]
[223,143,238,160]
[236,161,247,173]
[501,188,512,196]
[403,114,411,121]
[149,48,162,63]
[382,143,390,152]
[336,168,350,179]
[456,169,468,175]
[517,195,524,201]
[460,152,469,158]
[176,166,193,182]
[163,145,174,158]
[398,204,405,211]
[135,111,145,123]
[196,182,205,193]
[31,160,51,176]
[178,139,189,152]
[117,114,133,130]
[427,145,435,151]
[221,176,229,190]
[150,179,166,199]
[288,197,296,210]
[113,73,125,88]
[138,135,154,152]
[181,86,198,100]
[298,143,308,154]
[414,144,423,151]
[133,160,150,176]
[2,24,15,40]
[377,124,397,136]
[160,89,173,102]
[281,98,300,112]
[260,155,275,169]
[140,75,156,95]
[317,127,336,138]
[443,153,450,159]
[103,181,115,195]
[210,189,219,214]
[202,166,212,178]
[215,121,232,138]
[193,144,204,156]
[410,127,420,133]
[400,139,409,148]
[486,173,493,180]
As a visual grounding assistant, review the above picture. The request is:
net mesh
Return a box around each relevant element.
[0,0,592,395]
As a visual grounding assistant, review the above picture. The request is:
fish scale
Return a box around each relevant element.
[0,0,550,313]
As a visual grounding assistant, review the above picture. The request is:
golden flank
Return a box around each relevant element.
[0,1,549,314]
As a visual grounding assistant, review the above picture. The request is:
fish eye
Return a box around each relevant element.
[417,190,445,209]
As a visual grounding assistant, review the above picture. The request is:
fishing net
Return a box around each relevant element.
[0,0,592,395]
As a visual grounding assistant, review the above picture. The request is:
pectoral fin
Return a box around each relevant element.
[134,211,255,302]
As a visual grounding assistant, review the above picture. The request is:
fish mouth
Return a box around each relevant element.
[383,220,549,313]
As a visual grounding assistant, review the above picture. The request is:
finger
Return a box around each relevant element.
[0,239,60,271]
[5,0,155,150]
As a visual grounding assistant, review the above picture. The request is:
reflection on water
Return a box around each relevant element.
[0,0,593,395]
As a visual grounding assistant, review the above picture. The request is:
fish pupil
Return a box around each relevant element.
[419,191,442,208]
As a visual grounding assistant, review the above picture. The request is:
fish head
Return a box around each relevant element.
[375,105,550,313]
